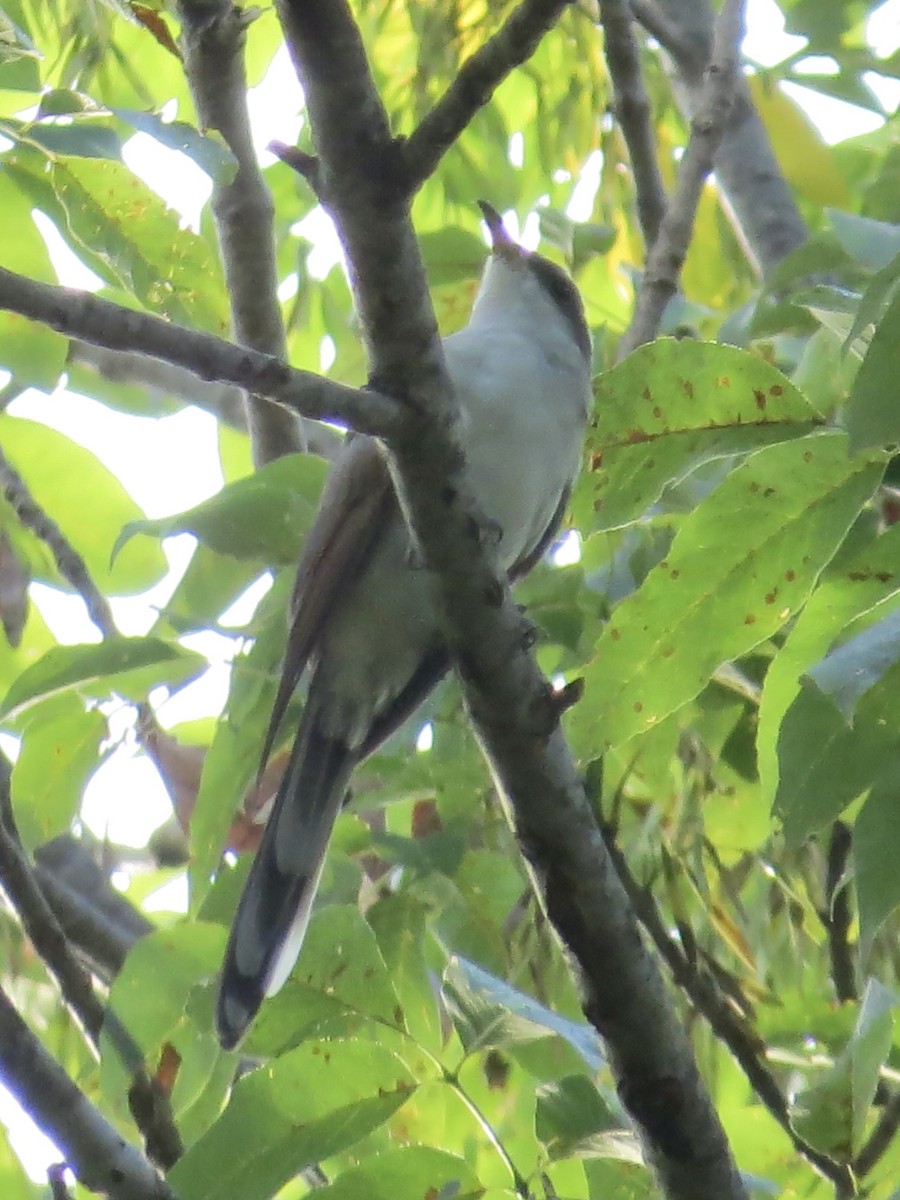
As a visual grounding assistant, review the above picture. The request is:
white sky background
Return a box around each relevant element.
[1,0,900,1182]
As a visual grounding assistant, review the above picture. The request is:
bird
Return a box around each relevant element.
[216,203,592,1049]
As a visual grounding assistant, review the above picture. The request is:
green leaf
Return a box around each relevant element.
[571,433,882,752]
[246,906,405,1056]
[420,226,486,287]
[443,956,603,1069]
[117,453,329,565]
[536,1075,633,1162]
[846,288,900,452]
[775,660,900,844]
[807,607,900,720]
[0,414,168,594]
[46,154,228,331]
[100,923,225,1106]
[0,176,68,387]
[368,895,443,1054]
[112,108,237,183]
[315,1147,482,1200]
[855,774,900,961]
[188,575,292,910]
[574,339,821,533]
[0,7,39,92]
[0,637,205,721]
[757,519,900,802]
[11,698,106,849]
[2,114,123,159]
[169,1039,416,1200]
[790,979,895,1158]
[828,210,900,273]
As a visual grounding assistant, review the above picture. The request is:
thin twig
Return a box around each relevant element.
[822,821,857,1003]
[178,0,302,464]
[403,0,574,191]
[0,983,177,1200]
[601,824,854,1189]
[0,446,116,639]
[619,0,746,356]
[599,0,668,246]
[855,1087,900,1178]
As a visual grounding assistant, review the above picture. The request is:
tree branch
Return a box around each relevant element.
[0,446,116,640]
[0,266,401,438]
[0,983,177,1200]
[855,1087,900,1179]
[822,820,857,1004]
[403,0,574,192]
[0,770,183,1170]
[275,2,746,1195]
[599,0,668,247]
[69,339,245,426]
[619,0,746,357]
[177,0,303,465]
[632,0,808,275]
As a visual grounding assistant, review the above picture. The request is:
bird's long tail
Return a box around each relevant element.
[216,699,355,1050]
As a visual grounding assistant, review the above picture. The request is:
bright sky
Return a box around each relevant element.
[1,0,899,1181]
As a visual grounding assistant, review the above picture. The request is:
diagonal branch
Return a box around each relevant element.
[0,982,178,1200]
[619,0,746,357]
[631,0,808,275]
[599,0,668,247]
[275,2,746,1196]
[177,0,303,465]
[0,769,183,1170]
[403,0,574,192]
[0,445,116,640]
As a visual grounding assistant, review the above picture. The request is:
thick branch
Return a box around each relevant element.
[599,0,668,247]
[277,0,450,406]
[276,2,746,1194]
[403,0,574,191]
[178,0,302,464]
[0,984,177,1200]
[619,0,745,357]
[0,267,400,437]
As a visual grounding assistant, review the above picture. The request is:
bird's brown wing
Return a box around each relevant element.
[258,435,395,773]
[359,485,574,757]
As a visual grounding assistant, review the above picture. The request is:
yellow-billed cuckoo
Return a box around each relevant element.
[216,205,592,1048]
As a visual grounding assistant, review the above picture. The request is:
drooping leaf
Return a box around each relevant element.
[0,176,68,387]
[312,1146,482,1200]
[245,906,406,1057]
[572,433,882,753]
[574,339,821,534]
[846,288,900,452]
[0,414,168,594]
[116,452,329,565]
[169,1039,416,1200]
[0,637,204,722]
[11,697,106,849]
